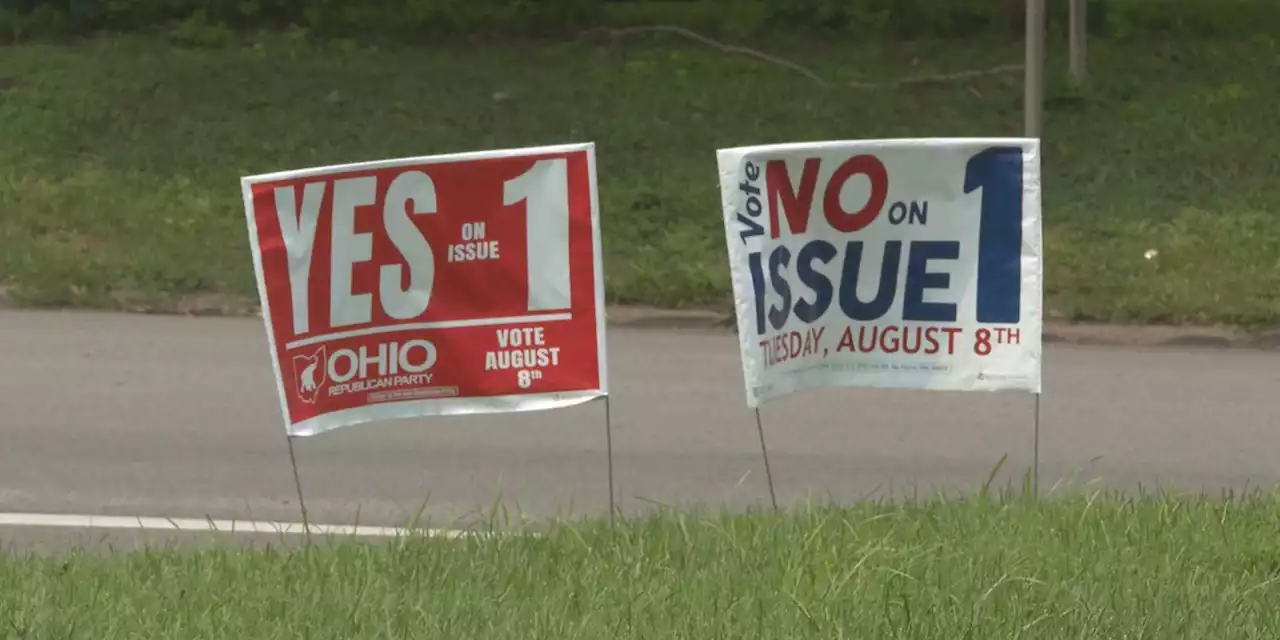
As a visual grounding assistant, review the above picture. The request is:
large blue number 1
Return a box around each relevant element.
[964,146,1024,324]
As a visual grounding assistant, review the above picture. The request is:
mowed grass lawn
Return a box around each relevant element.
[4,495,1280,638]
[1,33,1278,324]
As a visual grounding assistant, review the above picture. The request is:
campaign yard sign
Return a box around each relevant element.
[242,143,608,436]
[718,138,1042,408]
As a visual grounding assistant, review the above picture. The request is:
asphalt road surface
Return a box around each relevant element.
[2,309,1279,551]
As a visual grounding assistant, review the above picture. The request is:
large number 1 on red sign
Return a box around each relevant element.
[502,158,572,313]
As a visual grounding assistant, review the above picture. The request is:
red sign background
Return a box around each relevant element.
[244,146,603,434]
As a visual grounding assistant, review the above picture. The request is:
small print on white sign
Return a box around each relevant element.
[718,138,1043,408]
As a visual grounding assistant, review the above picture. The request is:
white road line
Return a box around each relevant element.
[0,512,481,538]
[284,312,573,349]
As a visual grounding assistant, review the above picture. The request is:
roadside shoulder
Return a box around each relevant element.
[2,292,1276,352]
[604,305,1280,351]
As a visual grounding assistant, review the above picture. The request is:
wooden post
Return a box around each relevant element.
[1069,0,1088,82]
[1025,0,1047,138]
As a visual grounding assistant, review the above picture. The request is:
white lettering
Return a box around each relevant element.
[398,339,437,373]
[447,241,500,262]
[380,171,436,321]
[461,221,485,241]
[329,348,359,383]
[327,340,436,383]
[495,327,546,348]
[358,342,386,377]
[503,159,571,311]
[329,177,377,328]
[273,182,325,335]
[328,373,435,396]
[483,347,561,371]
[272,159,575,339]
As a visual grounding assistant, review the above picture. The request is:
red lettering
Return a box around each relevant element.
[766,155,889,240]
[902,326,922,354]
[833,325,960,355]
[823,155,889,234]
[940,327,962,354]
[879,326,900,353]
[765,158,821,239]
[924,328,941,354]
[836,327,856,352]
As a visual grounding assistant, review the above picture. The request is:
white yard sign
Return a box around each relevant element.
[718,138,1043,407]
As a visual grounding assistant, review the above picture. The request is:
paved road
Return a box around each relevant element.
[2,309,1279,548]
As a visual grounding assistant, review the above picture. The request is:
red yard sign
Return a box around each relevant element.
[241,143,607,436]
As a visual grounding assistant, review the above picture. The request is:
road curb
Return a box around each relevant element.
[604,305,1280,351]
[1,294,1276,351]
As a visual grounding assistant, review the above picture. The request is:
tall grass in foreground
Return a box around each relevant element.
[2,492,1280,638]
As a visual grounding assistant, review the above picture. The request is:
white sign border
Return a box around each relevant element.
[241,142,609,437]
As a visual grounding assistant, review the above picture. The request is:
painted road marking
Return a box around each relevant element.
[0,512,486,538]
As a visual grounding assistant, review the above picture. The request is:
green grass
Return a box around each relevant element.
[4,493,1280,637]
[1,32,1278,325]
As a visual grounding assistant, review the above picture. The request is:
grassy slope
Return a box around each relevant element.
[3,495,1280,637]
[1,33,1278,324]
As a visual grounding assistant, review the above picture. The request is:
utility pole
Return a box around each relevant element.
[1069,0,1088,81]
[1024,0,1047,138]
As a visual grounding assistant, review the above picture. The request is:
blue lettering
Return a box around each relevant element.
[767,247,792,331]
[909,201,928,225]
[887,202,908,225]
[838,241,900,321]
[902,241,959,322]
[736,212,764,244]
[794,241,836,323]
[748,252,767,335]
[964,146,1024,323]
[747,239,961,335]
